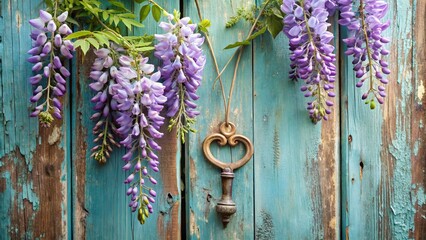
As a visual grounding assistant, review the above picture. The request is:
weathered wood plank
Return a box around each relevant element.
[0,0,70,239]
[412,1,426,238]
[341,0,426,239]
[252,4,340,239]
[71,1,181,239]
[184,0,255,239]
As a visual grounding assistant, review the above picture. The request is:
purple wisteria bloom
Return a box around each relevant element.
[282,0,337,123]
[28,10,74,127]
[338,0,390,108]
[154,15,206,141]
[109,54,166,223]
[89,46,123,163]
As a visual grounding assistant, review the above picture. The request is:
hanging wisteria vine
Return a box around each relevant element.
[27,0,390,224]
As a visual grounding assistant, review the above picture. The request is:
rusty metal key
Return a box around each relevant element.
[202,122,254,228]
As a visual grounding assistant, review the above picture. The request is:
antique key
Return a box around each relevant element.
[202,122,254,228]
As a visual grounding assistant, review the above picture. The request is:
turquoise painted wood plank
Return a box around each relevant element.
[341,0,426,239]
[71,1,182,239]
[0,0,71,239]
[252,3,340,239]
[184,0,255,239]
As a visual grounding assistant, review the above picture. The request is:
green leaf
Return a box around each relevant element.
[86,37,100,49]
[64,30,93,40]
[109,1,125,9]
[271,7,284,19]
[118,13,135,19]
[80,40,91,55]
[73,39,91,55]
[102,11,109,21]
[102,31,121,44]
[198,19,211,33]
[112,15,120,26]
[134,0,147,3]
[122,18,144,30]
[152,5,161,22]
[224,40,250,49]
[93,32,110,47]
[139,5,151,22]
[246,26,267,41]
[266,16,283,38]
[135,46,155,52]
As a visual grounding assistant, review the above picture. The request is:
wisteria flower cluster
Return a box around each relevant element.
[88,45,167,223]
[282,0,337,123]
[155,14,206,141]
[338,0,390,109]
[28,10,74,127]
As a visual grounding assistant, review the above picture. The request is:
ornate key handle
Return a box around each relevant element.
[202,122,254,227]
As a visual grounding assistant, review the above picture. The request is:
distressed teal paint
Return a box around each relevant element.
[0,0,42,238]
[388,1,415,236]
[0,0,70,239]
[387,1,416,239]
[185,0,254,239]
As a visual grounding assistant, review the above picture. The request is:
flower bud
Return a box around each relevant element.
[39,10,52,22]
[28,55,41,63]
[42,42,52,54]
[122,162,132,171]
[30,92,42,102]
[54,34,62,47]
[57,11,68,22]
[134,161,142,171]
[43,66,50,77]
[29,74,42,84]
[32,62,43,72]
[29,18,44,29]
[58,24,72,35]
[47,20,56,32]
[124,174,135,184]
[36,33,47,46]
[60,67,71,77]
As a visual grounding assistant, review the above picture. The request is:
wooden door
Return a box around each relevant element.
[0,0,425,239]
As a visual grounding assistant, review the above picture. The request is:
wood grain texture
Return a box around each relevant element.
[71,1,181,239]
[184,0,255,239]
[0,0,71,239]
[252,3,340,239]
[341,0,426,239]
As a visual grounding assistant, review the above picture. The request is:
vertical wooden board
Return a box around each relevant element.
[412,0,426,238]
[0,0,70,239]
[252,7,340,240]
[184,0,255,239]
[341,0,426,239]
[72,1,182,239]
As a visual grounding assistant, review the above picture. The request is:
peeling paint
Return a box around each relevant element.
[389,123,415,239]
[15,11,21,31]
[48,126,62,145]
[417,82,425,104]
[190,208,201,239]
[413,140,420,156]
